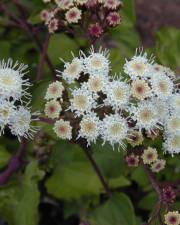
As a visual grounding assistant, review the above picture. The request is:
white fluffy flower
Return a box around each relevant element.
[123,50,152,80]
[150,74,174,99]
[9,106,37,141]
[131,79,151,100]
[55,0,73,9]
[76,0,88,5]
[69,86,96,116]
[59,57,83,83]
[103,80,130,111]
[44,100,62,119]
[152,98,169,123]
[169,93,180,113]
[78,112,100,145]
[165,113,180,134]
[53,119,72,140]
[87,75,107,93]
[164,134,180,155]
[0,59,30,101]
[132,101,161,132]
[45,81,64,100]
[100,114,128,149]
[0,100,15,134]
[83,48,110,76]
[65,7,82,24]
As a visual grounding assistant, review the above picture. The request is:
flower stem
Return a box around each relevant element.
[0,138,28,185]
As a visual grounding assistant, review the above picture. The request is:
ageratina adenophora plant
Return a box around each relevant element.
[0,0,180,225]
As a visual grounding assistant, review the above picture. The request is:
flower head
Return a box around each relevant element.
[100,114,128,149]
[164,134,180,155]
[83,48,109,76]
[45,81,64,100]
[131,79,151,100]
[124,50,152,80]
[0,59,30,101]
[9,106,37,141]
[48,18,59,33]
[65,7,82,24]
[78,112,100,145]
[104,80,130,111]
[59,57,83,83]
[126,153,139,167]
[88,23,104,38]
[128,131,144,147]
[107,12,121,27]
[69,87,96,116]
[142,147,158,164]
[53,119,72,139]
[132,101,161,132]
[44,100,62,119]
[103,0,121,10]
[164,211,180,225]
[150,74,174,100]
[151,159,166,172]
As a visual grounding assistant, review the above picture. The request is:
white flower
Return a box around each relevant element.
[103,0,121,9]
[169,93,180,113]
[55,0,73,9]
[141,147,158,164]
[87,75,107,93]
[9,106,37,141]
[131,79,151,100]
[132,101,161,132]
[59,57,83,84]
[165,113,180,135]
[123,50,152,80]
[53,119,72,140]
[44,100,62,119]
[0,100,15,134]
[65,7,82,24]
[76,0,88,5]
[78,112,100,145]
[0,59,30,101]
[164,134,180,155]
[69,86,96,116]
[151,159,166,173]
[151,98,169,123]
[45,81,64,100]
[83,48,110,76]
[100,114,128,149]
[150,74,174,99]
[103,80,130,111]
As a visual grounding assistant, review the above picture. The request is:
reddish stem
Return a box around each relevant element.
[0,138,28,185]
[36,33,51,80]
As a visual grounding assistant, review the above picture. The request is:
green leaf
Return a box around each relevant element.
[108,176,131,188]
[138,192,157,210]
[31,80,51,111]
[48,34,79,65]
[0,161,43,225]
[155,28,180,69]
[0,145,11,169]
[89,193,136,225]
[46,141,103,200]
[46,161,102,200]
[131,166,149,188]
[92,142,125,178]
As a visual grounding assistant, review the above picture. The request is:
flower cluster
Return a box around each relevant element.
[142,147,166,172]
[41,0,122,35]
[44,47,180,155]
[0,59,38,141]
